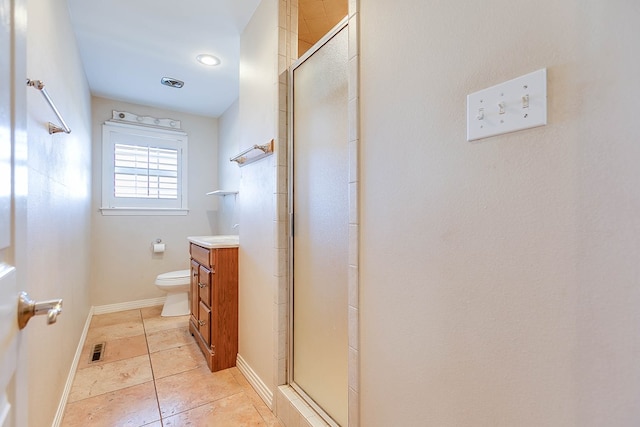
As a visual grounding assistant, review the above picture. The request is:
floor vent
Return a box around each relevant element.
[91,342,105,362]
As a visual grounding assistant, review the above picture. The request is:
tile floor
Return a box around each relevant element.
[61,306,284,427]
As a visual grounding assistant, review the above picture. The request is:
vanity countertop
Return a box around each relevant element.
[188,235,239,249]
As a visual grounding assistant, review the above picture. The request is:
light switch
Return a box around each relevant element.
[467,68,547,141]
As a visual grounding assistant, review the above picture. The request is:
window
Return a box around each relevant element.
[113,143,178,199]
[101,119,188,215]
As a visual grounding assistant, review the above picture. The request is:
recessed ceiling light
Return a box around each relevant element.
[196,54,221,66]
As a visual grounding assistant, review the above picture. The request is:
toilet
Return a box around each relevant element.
[155,269,190,317]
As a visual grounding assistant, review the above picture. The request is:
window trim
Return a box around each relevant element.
[101,120,189,216]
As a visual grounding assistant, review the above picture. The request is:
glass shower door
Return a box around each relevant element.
[291,23,349,426]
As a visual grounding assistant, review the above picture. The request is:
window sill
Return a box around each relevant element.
[100,207,189,216]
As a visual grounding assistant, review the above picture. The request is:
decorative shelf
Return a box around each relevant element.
[206,190,239,196]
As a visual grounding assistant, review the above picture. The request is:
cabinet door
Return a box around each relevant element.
[198,300,211,346]
[190,261,199,325]
[198,265,211,306]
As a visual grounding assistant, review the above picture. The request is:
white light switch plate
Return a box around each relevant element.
[467,68,547,141]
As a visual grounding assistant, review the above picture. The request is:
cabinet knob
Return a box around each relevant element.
[198,320,206,326]
[198,282,206,288]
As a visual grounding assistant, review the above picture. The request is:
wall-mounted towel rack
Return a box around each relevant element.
[230,139,274,166]
[26,79,71,134]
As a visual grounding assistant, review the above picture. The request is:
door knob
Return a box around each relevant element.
[18,291,63,329]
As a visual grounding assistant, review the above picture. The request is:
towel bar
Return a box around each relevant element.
[230,139,274,166]
[26,79,71,134]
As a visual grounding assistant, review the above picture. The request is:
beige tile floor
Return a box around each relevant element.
[61,306,284,427]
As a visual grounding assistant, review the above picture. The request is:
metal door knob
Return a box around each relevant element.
[18,292,63,329]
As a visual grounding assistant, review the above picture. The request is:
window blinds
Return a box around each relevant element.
[113,143,178,199]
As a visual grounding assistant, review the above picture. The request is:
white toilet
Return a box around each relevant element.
[155,269,191,317]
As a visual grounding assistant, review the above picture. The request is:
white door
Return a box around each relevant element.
[0,0,28,425]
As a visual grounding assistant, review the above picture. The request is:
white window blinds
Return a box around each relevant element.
[113,144,178,199]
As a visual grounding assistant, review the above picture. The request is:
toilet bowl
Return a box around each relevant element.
[155,269,190,317]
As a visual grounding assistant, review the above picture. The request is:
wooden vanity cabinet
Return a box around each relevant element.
[189,243,238,372]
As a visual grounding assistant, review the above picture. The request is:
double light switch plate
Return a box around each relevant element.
[467,68,547,141]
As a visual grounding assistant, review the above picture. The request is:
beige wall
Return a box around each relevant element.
[218,98,241,235]
[359,1,640,426]
[90,97,219,305]
[25,0,92,425]
[236,0,279,397]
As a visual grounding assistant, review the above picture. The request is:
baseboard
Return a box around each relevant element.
[92,296,165,314]
[51,306,94,427]
[236,354,273,408]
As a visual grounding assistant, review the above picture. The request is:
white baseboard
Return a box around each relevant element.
[92,296,165,314]
[51,297,165,426]
[51,306,94,427]
[236,354,273,408]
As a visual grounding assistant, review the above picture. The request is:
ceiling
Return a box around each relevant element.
[67,0,262,118]
[298,0,348,56]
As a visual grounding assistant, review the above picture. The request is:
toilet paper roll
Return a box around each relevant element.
[153,243,165,253]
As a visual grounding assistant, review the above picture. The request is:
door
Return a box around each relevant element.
[291,21,349,426]
[0,0,27,425]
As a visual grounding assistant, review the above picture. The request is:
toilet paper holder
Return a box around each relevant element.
[152,238,165,254]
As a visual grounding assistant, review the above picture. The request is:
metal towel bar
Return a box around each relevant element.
[26,79,71,134]
[230,139,274,166]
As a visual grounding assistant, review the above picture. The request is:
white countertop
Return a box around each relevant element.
[187,235,239,249]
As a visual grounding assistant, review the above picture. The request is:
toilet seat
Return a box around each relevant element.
[155,269,190,285]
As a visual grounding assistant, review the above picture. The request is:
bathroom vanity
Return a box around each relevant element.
[188,236,239,372]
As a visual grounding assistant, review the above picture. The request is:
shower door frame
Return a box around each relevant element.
[287,17,350,427]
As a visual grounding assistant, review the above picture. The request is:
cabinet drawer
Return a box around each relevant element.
[198,301,211,346]
[198,265,211,306]
[190,244,214,268]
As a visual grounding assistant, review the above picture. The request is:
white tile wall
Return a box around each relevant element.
[346,2,360,425]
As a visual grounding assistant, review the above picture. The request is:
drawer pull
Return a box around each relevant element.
[198,320,206,326]
[198,282,206,288]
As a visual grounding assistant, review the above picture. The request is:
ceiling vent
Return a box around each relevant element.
[161,77,184,88]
